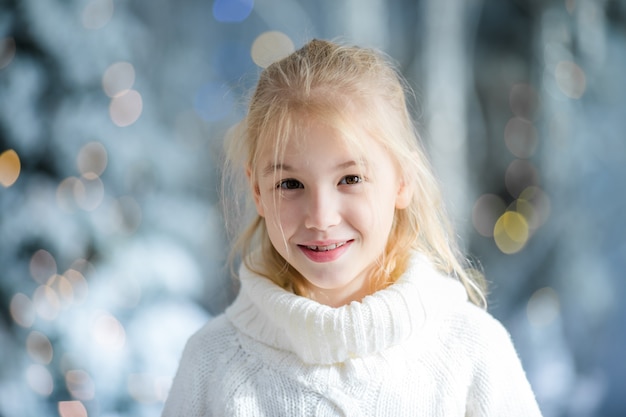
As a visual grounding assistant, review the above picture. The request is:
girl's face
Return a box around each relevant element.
[251,118,412,307]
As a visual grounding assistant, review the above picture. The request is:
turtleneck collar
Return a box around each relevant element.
[225,253,468,365]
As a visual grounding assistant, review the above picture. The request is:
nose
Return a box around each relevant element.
[304,187,341,231]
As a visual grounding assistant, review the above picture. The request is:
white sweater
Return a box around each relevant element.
[162,255,543,416]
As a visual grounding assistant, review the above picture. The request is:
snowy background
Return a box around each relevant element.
[1,0,625,416]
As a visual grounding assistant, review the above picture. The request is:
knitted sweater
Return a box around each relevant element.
[162,255,543,416]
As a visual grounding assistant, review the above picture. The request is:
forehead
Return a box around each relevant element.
[249,93,404,175]
[257,116,369,164]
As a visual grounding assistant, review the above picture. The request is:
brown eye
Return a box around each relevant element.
[340,175,362,185]
[278,179,303,189]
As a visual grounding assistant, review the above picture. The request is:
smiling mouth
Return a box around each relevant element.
[300,241,351,252]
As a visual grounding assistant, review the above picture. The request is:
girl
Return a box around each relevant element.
[162,39,542,416]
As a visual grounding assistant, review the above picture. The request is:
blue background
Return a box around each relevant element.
[1,0,625,416]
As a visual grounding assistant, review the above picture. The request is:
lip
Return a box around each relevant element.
[297,240,353,263]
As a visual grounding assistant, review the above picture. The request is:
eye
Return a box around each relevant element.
[277,179,303,190]
[339,175,362,185]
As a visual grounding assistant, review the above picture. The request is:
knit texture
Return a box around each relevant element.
[162,254,543,416]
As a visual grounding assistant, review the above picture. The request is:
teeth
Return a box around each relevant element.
[306,242,346,252]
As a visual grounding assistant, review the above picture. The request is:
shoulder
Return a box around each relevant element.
[180,314,240,366]
[418,301,524,386]
[198,312,234,335]
[433,301,521,364]
[433,303,543,416]
[179,315,239,371]
[446,302,512,345]
[162,315,240,416]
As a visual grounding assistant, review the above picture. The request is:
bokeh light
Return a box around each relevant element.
[493,211,530,254]
[504,117,538,159]
[77,141,108,178]
[555,60,586,99]
[47,273,75,308]
[57,177,81,212]
[92,311,126,351]
[251,31,295,68]
[26,364,54,397]
[29,249,57,285]
[0,37,16,69]
[66,370,96,401]
[58,401,88,417]
[55,174,107,212]
[103,62,135,98]
[64,268,89,305]
[82,0,114,30]
[505,159,539,198]
[10,293,36,328]
[70,258,96,279]
[0,149,21,187]
[33,285,61,321]
[109,89,143,127]
[527,287,560,327]
[74,176,105,211]
[213,0,254,23]
[517,186,551,230]
[26,330,54,365]
[472,193,506,237]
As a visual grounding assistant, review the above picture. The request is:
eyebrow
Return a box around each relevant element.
[261,160,365,177]
[262,163,292,177]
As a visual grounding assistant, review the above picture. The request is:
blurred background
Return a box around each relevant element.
[1,0,625,416]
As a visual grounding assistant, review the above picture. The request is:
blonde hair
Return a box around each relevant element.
[223,39,487,308]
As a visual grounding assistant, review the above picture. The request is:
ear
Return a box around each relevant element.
[395,179,413,210]
[246,167,265,217]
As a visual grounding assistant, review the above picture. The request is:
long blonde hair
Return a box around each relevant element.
[223,39,487,307]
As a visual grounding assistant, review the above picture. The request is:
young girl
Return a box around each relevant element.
[162,39,543,416]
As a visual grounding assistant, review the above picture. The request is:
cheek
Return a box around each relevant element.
[362,192,398,232]
[358,190,395,225]
[264,202,301,256]
[263,198,299,233]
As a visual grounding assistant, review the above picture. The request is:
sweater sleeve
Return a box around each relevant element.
[161,337,206,417]
[464,307,543,417]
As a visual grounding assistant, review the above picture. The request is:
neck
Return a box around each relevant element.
[302,274,375,308]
